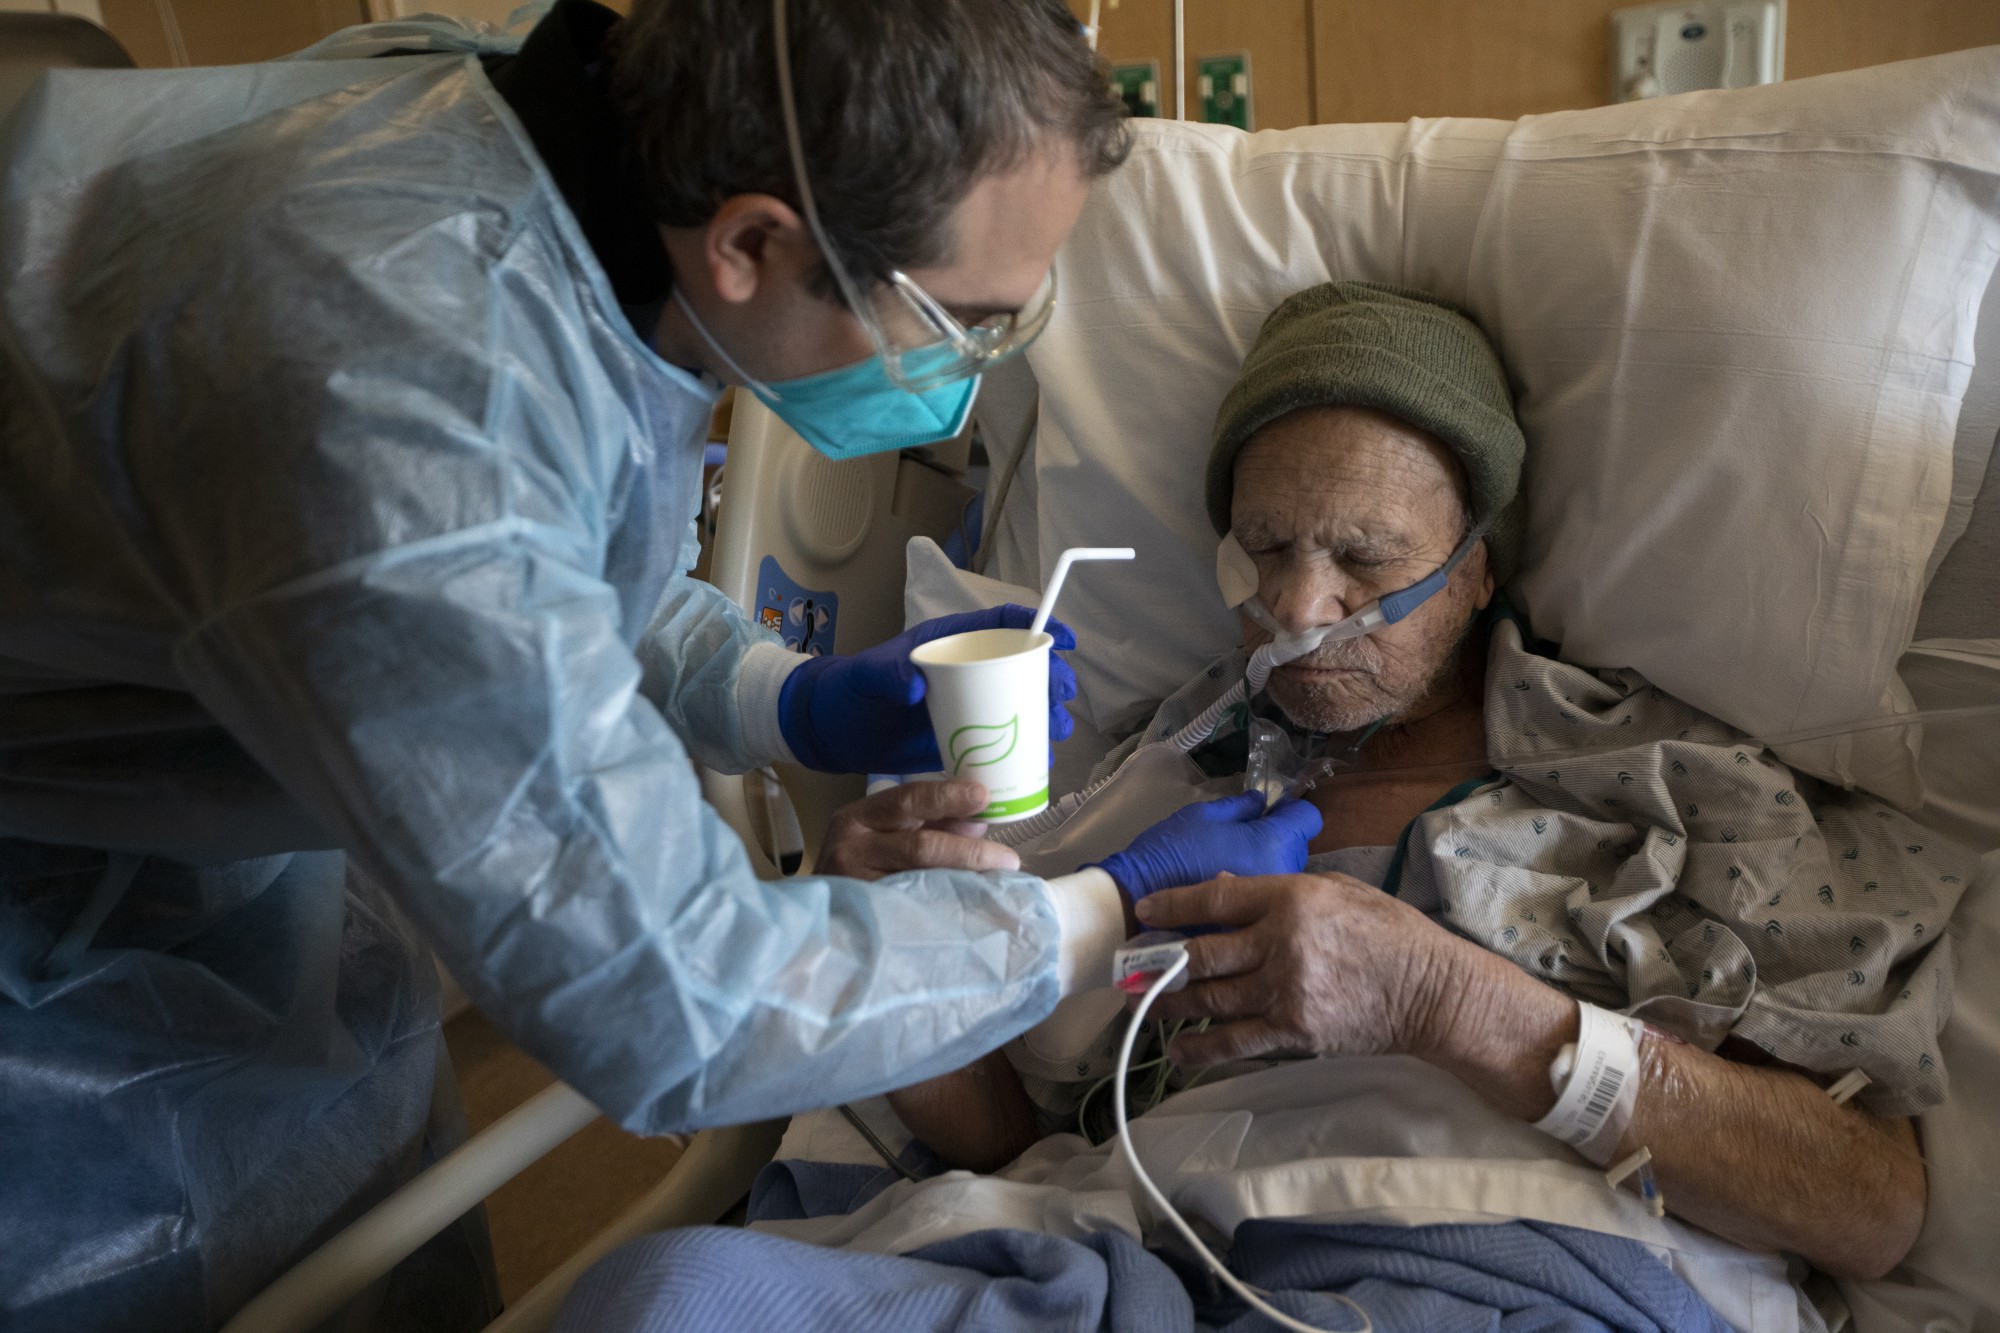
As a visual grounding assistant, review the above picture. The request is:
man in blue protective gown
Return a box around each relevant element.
[0,1,1319,1327]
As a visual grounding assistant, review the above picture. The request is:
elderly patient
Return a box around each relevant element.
[824,282,1970,1284]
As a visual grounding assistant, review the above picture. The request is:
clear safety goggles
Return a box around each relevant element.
[1217,519,1493,658]
[771,0,1056,392]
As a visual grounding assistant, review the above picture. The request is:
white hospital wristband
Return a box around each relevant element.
[1533,1002,1645,1167]
[1046,867,1126,996]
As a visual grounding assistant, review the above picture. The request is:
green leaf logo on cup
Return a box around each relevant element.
[909,626,1058,824]
[915,548,1134,825]
[948,716,1019,775]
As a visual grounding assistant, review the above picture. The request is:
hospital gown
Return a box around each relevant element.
[1101,614,1972,1115]
[0,20,1063,1329]
[1406,617,1971,1116]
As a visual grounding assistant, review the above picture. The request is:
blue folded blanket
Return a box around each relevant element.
[556,1157,1732,1333]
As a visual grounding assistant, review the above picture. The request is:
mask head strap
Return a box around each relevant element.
[671,285,785,404]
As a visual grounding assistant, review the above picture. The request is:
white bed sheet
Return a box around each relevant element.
[765,1058,1813,1332]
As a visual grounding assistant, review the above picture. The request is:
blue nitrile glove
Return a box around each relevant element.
[778,605,1080,775]
[1096,792,1323,902]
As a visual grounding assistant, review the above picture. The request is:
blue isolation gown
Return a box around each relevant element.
[0,19,1064,1328]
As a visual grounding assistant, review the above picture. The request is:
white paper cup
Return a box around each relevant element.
[910,627,1052,823]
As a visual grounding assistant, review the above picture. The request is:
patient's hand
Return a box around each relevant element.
[817,779,1022,880]
[1132,872,1457,1065]
[1134,872,1926,1280]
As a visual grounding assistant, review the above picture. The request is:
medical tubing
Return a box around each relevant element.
[1167,640,1281,754]
[994,638,1307,846]
[1605,1029,1922,1217]
[1374,517,1494,623]
[771,0,868,328]
[1115,954,1371,1333]
[993,781,1095,844]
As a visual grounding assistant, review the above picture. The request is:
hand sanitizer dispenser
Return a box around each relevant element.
[1612,1,1784,103]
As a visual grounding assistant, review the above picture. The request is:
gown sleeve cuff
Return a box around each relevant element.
[736,642,807,769]
[1046,866,1128,996]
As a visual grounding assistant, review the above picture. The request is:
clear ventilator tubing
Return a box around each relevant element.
[993,611,1334,846]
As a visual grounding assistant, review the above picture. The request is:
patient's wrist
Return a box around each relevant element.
[1417,939,1578,1123]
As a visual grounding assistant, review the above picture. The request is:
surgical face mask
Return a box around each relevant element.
[1216,520,1492,666]
[672,285,978,459]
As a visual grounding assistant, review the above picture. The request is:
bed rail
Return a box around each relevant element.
[221,1083,598,1333]
[222,1079,783,1333]
[483,1118,787,1333]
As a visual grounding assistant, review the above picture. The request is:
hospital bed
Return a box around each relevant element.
[28,31,1981,1333]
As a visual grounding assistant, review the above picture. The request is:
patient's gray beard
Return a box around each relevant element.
[1267,622,1473,737]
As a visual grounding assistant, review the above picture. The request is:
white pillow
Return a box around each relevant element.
[1918,267,2000,644]
[1899,640,2000,855]
[1016,48,2000,804]
[1477,55,2000,807]
[1900,849,2000,1324]
[1928,265,2000,593]
[1015,116,1510,735]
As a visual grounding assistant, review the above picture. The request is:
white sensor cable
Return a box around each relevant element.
[1115,952,1372,1333]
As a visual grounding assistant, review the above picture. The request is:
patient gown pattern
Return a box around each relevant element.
[1405,618,1972,1117]
[1108,615,1971,1116]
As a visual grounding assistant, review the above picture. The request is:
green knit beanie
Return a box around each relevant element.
[1206,281,1526,584]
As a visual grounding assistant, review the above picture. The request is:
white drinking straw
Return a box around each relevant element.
[1029,547,1136,638]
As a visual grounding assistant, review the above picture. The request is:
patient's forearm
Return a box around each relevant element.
[885,1050,1039,1174]
[1423,944,1925,1279]
[1614,1037,1922,1278]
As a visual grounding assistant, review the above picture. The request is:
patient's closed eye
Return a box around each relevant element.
[1337,541,1413,570]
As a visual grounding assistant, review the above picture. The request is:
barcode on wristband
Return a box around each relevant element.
[1534,1005,1643,1156]
[1581,1065,1625,1122]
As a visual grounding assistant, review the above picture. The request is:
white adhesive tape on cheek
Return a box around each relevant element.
[1533,1002,1644,1167]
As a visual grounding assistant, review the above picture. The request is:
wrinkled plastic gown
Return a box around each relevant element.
[0,848,495,1332]
[0,20,1060,1328]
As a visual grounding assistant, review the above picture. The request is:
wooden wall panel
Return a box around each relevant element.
[90,0,2000,111]
[1311,0,1627,124]
[96,0,174,66]
[100,0,364,66]
[1785,0,2000,78]
[1311,0,2000,126]
[174,0,364,64]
